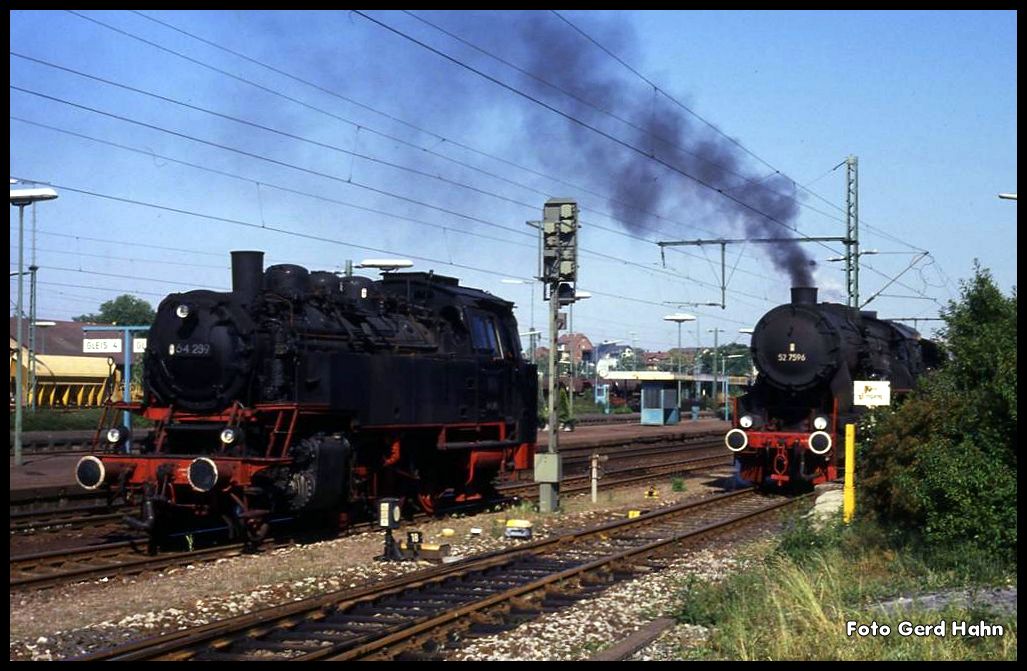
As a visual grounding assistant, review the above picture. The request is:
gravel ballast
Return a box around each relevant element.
[10,469,759,661]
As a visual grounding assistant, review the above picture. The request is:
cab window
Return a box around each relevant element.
[468,311,504,358]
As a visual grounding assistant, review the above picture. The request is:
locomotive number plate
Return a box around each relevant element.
[169,342,212,357]
[777,352,807,362]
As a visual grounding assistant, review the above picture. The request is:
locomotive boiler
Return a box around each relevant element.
[725,286,939,488]
[75,251,537,544]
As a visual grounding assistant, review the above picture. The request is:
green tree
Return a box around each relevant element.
[860,262,1016,562]
[73,294,155,325]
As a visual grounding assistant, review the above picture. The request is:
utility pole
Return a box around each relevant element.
[29,203,37,411]
[708,328,725,409]
[11,186,59,468]
[845,155,860,308]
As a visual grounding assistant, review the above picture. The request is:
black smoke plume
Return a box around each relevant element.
[512,13,816,286]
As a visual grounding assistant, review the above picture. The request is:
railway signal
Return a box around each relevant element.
[541,198,578,302]
[537,198,579,514]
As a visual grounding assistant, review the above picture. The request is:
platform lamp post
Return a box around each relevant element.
[502,278,538,359]
[738,328,755,384]
[722,353,746,421]
[11,186,58,467]
[664,313,696,412]
[707,328,726,412]
[30,320,57,411]
[567,290,591,419]
[595,339,623,409]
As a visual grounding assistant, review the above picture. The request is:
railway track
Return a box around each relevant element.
[11,439,732,591]
[499,448,730,498]
[11,435,725,532]
[10,486,114,516]
[78,489,807,661]
[9,535,299,593]
[10,504,127,535]
[556,430,723,463]
[11,458,732,593]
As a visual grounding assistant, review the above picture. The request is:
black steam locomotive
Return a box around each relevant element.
[725,286,939,488]
[76,251,537,543]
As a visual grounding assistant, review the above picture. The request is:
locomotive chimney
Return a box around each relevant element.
[791,286,818,305]
[231,251,264,302]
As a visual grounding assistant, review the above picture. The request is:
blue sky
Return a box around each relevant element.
[10,10,1017,351]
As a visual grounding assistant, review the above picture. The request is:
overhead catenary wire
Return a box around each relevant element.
[551,10,934,259]
[58,12,767,257]
[404,10,856,232]
[10,112,775,305]
[11,184,742,318]
[104,11,927,313]
[123,10,776,253]
[548,10,946,308]
[12,12,943,324]
[9,178,757,331]
[352,10,853,265]
[55,10,837,266]
[11,74,772,281]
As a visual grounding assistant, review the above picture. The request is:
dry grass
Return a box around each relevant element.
[679,549,1017,661]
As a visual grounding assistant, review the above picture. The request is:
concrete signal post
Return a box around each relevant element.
[537,198,578,514]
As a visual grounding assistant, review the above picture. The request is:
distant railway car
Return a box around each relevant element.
[9,336,119,408]
[76,251,537,545]
[725,287,940,488]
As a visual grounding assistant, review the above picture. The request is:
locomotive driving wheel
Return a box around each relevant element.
[231,488,271,549]
[243,517,270,547]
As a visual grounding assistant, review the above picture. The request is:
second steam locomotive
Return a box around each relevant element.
[726,286,939,488]
[76,251,537,544]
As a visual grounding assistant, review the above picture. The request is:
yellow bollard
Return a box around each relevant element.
[843,423,856,523]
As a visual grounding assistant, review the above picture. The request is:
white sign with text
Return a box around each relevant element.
[854,380,891,406]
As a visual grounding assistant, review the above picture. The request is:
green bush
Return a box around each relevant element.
[18,408,106,431]
[859,263,1016,564]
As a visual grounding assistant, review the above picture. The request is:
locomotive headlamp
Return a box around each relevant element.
[813,415,829,431]
[175,304,191,319]
[220,427,240,445]
[105,426,130,445]
[740,415,754,429]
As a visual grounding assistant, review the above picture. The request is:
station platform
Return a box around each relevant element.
[539,418,728,449]
[10,453,92,505]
